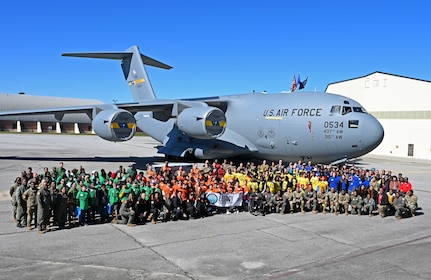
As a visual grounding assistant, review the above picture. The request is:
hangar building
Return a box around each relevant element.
[326,71,431,160]
[0,93,103,133]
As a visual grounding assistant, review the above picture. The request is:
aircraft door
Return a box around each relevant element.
[284,137,293,154]
[326,142,338,154]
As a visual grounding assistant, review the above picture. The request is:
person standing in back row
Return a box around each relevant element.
[76,184,89,226]
[23,181,38,230]
[37,179,51,234]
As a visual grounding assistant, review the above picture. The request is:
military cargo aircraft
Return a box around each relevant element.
[0,45,384,163]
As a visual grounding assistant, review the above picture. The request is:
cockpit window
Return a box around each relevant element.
[330,105,341,115]
[342,106,352,115]
[353,107,367,113]
[331,105,368,115]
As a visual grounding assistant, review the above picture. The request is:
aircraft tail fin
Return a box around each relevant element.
[62,45,172,101]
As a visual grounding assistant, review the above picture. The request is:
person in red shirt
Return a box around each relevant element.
[399,177,412,194]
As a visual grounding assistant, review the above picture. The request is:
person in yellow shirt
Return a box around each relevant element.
[233,169,247,186]
[317,176,329,194]
[297,172,310,189]
[309,172,319,191]
[223,168,235,184]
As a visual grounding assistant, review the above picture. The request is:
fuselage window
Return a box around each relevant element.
[349,120,359,128]
[342,106,352,115]
[330,105,341,115]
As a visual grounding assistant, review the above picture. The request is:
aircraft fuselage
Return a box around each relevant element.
[189,91,384,163]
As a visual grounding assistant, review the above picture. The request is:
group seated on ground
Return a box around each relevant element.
[9,158,420,234]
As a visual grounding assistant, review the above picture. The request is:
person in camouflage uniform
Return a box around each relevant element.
[9,177,21,222]
[326,187,339,215]
[23,181,38,230]
[316,188,327,214]
[338,189,350,215]
[393,192,407,220]
[15,178,28,227]
[350,190,362,215]
[363,193,375,216]
[281,188,294,214]
[405,190,418,216]
[302,186,317,214]
[292,186,303,214]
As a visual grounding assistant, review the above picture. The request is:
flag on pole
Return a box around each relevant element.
[299,76,308,90]
[297,73,301,87]
[291,74,297,92]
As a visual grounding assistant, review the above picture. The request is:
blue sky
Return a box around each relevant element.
[1,1,430,103]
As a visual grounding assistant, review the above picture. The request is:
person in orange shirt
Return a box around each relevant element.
[190,163,200,178]
[209,183,220,194]
[160,182,173,197]
[171,180,182,196]
[146,165,155,180]
[161,161,171,172]
[180,184,189,201]
[175,166,186,182]
[234,182,243,194]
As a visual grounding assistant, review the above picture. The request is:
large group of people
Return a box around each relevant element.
[9,158,419,234]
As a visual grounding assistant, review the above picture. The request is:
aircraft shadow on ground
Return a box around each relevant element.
[0,155,378,171]
[0,156,167,170]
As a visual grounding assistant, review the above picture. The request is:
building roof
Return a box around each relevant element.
[325,71,431,92]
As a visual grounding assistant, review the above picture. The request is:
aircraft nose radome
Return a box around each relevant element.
[365,115,384,151]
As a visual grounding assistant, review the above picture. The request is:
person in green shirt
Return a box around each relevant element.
[56,161,66,179]
[126,164,137,180]
[109,183,120,222]
[76,185,89,226]
[119,183,131,203]
[142,183,153,201]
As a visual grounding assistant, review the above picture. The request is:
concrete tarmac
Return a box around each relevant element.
[1,133,430,280]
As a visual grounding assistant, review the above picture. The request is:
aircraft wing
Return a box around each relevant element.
[0,97,258,155]
[0,97,229,119]
[0,100,177,121]
[0,105,95,121]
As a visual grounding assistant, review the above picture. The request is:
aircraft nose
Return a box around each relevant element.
[363,114,384,152]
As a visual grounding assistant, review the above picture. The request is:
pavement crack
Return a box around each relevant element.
[111,224,197,280]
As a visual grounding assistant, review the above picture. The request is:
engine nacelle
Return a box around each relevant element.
[92,109,136,142]
[177,107,226,139]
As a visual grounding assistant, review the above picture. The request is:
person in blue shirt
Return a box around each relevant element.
[328,171,341,193]
[304,161,314,172]
[338,174,348,193]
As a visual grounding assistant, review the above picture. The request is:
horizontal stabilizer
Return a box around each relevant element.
[62,52,172,70]
[62,45,171,101]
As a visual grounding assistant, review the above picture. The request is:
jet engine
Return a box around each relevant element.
[92,109,136,141]
[177,107,226,139]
